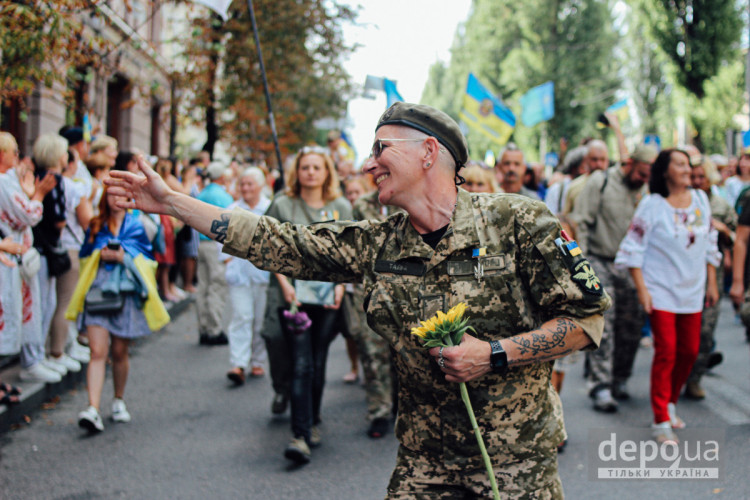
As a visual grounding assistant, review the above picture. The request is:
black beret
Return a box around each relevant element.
[60,127,84,145]
[376,102,468,169]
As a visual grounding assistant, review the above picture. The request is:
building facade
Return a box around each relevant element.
[1,1,173,157]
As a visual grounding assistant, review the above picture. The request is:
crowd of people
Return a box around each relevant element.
[0,101,747,495]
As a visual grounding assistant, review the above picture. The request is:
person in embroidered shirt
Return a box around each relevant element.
[105,102,609,498]
[615,148,720,445]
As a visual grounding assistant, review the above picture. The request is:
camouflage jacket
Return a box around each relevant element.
[352,190,401,222]
[222,188,609,470]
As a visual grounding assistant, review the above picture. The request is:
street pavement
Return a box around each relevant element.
[0,298,748,499]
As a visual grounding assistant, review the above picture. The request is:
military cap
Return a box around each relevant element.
[376,102,468,169]
[630,144,658,164]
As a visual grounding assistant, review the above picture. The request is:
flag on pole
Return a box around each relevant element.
[459,73,515,145]
[383,79,404,107]
[597,98,629,129]
[191,0,232,20]
[520,81,555,127]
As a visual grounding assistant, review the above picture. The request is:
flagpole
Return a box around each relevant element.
[246,0,284,190]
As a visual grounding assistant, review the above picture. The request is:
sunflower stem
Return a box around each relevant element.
[445,338,500,499]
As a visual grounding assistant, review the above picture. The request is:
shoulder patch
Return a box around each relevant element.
[571,259,603,295]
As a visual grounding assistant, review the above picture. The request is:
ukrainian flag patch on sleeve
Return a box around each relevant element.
[565,241,582,257]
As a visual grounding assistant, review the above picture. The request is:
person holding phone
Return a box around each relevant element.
[66,186,168,433]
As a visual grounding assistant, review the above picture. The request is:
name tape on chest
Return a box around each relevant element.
[374,259,426,276]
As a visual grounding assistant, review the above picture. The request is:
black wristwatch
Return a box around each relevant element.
[489,340,509,375]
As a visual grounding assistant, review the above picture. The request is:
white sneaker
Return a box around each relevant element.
[50,353,81,373]
[78,406,104,433]
[68,342,90,363]
[43,357,68,376]
[667,402,686,429]
[111,398,131,423]
[19,362,62,383]
[652,421,678,444]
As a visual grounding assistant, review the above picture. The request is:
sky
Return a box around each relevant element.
[340,0,473,165]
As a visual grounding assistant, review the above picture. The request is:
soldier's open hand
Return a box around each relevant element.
[105,156,175,215]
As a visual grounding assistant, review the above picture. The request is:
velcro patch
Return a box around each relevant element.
[571,259,603,295]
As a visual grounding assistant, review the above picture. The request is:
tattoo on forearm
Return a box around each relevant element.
[509,318,576,359]
[210,213,230,243]
[509,349,573,366]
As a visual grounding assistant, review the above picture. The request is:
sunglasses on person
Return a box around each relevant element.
[369,138,425,159]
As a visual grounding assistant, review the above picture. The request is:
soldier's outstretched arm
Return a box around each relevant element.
[430,316,599,383]
[106,156,233,243]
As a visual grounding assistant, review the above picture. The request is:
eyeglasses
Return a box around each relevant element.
[370,138,425,159]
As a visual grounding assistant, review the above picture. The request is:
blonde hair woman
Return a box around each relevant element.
[462,163,498,193]
[261,145,351,464]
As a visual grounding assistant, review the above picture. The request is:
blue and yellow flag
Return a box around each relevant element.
[459,73,515,146]
[597,99,629,129]
[520,81,554,127]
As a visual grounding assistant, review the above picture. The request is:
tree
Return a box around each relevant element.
[181,0,357,165]
[642,0,742,100]
[0,1,110,104]
[420,0,620,161]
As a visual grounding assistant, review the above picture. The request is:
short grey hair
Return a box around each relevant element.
[241,166,266,186]
[32,133,68,170]
[561,146,587,175]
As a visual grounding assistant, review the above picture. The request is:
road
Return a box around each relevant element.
[1,299,748,499]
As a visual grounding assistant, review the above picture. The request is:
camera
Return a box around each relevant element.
[107,239,121,251]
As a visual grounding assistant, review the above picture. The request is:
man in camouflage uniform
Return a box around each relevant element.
[569,144,655,411]
[109,102,610,498]
[350,190,398,437]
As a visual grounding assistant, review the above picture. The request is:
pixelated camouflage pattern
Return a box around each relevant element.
[347,191,400,421]
[223,188,610,478]
[387,444,563,499]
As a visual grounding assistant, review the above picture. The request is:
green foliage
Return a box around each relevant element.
[181,0,357,165]
[689,59,745,152]
[0,1,110,103]
[641,0,742,99]
[420,0,621,161]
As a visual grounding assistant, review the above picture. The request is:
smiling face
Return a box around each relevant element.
[665,151,691,190]
[362,126,425,207]
[296,153,329,191]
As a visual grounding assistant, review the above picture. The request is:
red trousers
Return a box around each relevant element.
[649,309,702,424]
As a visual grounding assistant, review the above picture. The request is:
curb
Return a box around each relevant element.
[0,296,193,435]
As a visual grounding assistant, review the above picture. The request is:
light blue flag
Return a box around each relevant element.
[520,81,555,127]
[384,79,404,107]
[743,130,750,151]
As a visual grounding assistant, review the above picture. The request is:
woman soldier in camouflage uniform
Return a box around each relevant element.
[108,102,610,499]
